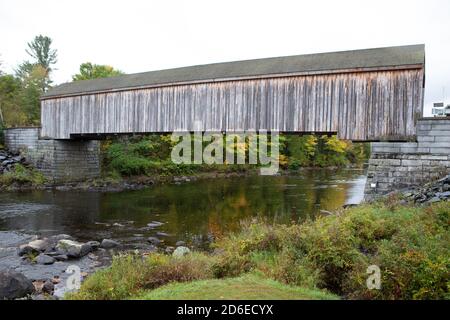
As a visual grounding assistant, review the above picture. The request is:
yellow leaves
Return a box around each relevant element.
[324,135,349,154]
[278,154,289,168]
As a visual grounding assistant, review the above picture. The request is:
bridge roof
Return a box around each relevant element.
[43,44,424,99]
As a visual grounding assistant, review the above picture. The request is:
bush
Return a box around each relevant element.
[67,252,215,300]
[0,164,46,187]
[212,201,450,299]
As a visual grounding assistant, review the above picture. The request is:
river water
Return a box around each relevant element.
[0,169,366,250]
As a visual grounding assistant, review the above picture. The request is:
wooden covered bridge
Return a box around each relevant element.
[41,44,425,141]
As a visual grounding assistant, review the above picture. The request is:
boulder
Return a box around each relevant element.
[35,254,56,265]
[53,255,68,261]
[175,241,186,246]
[100,239,120,249]
[0,270,34,300]
[42,280,54,294]
[18,244,38,256]
[18,238,52,256]
[85,241,100,250]
[56,239,84,258]
[27,239,50,252]
[165,246,175,254]
[80,243,95,256]
[172,246,190,258]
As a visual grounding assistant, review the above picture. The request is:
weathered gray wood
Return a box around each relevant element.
[41,68,424,141]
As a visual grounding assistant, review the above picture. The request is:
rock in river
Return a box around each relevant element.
[85,241,100,250]
[147,221,164,228]
[55,239,85,258]
[53,254,68,261]
[27,239,50,252]
[35,254,56,265]
[156,232,171,237]
[0,270,34,300]
[100,239,121,249]
[18,244,38,256]
[42,280,55,294]
[18,239,50,256]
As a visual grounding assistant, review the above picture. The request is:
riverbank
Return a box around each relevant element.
[0,133,369,191]
[66,195,449,300]
[0,162,364,192]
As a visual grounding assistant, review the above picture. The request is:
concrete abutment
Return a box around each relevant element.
[4,127,100,183]
[364,119,450,200]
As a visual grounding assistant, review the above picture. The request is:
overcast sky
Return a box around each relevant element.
[1,0,449,115]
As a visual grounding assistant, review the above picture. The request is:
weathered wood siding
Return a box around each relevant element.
[41,68,424,141]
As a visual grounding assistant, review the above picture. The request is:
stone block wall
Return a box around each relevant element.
[4,127,40,152]
[365,118,450,199]
[4,128,100,183]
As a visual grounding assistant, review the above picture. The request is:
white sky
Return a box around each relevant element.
[1,0,449,116]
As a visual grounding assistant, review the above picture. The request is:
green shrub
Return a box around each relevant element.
[67,252,215,300]
[212,201,450,299]
[0,164,46,187]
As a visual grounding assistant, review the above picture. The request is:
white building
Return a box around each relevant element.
[432,102,450,117]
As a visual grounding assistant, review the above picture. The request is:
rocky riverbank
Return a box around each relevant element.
[400,174,450,203]
[0,232,115,299]
[0,149,30,174]
[0,146,259,192]
[0,223,196,300]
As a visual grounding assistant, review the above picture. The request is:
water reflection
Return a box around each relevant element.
[0,170,366,248]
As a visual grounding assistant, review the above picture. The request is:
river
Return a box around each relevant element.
[0,169,366,250]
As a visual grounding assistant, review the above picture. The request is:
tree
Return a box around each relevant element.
[0,74,28,126]
[15,61,51,91]
[16,35,57,92]
[20,65,48,124]
[72,62,124,81]
[286,135,317,167]
[26,35,57,73]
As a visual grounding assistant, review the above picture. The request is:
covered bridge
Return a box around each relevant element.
[41,44,425,141]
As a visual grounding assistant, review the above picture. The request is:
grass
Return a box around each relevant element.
[134,273,338,300]
[66,252,216,300]
[0,163,46,189]
[67,199,450,300]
